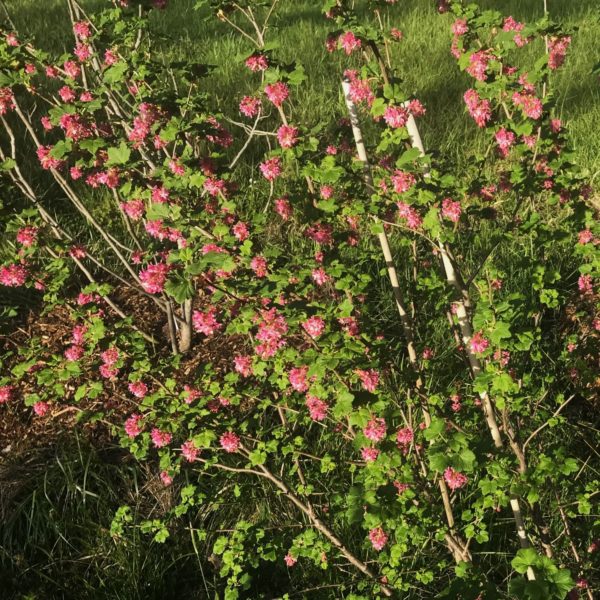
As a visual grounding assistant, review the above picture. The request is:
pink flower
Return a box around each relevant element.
[33,401,50,416]
[503,16,527,47]
[464,89,491,127]
[305,223,333,245]
[232,222,249,242]
[151,428,172,448]
[391,170,416,194]
[363,417,387,443]
[73,21,91,40]
[345,71,374,106]
[444,467,468,490]
[245,54,269,71]
[289,366,309,392]
[369,527,388,551]
[0,385,14,403]
[0,263,27,287]
[239,95,261,118]
[74,43,91,62]
[578,230,593,244]
[277,125,299,149]
[512,91,542,120]
[452,19,468,36]
[495,128,516,157]
[16,226,38,247]
[160,471,173,486]
[470,331,489,354]
[383,105,409,128]
[466,51,491,81]
[101,347,119,366]
[284,553,297,567]
[264,82,289,107]
[64,345,85,361]
[169,159,185,176]
[397,202,422,229]
[396,427,414,447]
[234,355,253,377]
[255,308,288,358]
[441,198,462,223]
[548,36,571,70]
[139,263,170,294]
[394,481,410,495]
[339,316,360,337]
[124,413,143,438]
[361,447,380,462]
[104,49,118,66]
[306,394,328,421]
[578,274,593,295]
[0,87,15,115]
[275,197,292,220]
[193,307,222,336]
[120,199,145,220]
[181,440,199,462]
[58,85,76,103]
[71,324,87,345]
[129,381,148,398]
[250,255,268,277]
[339,31,361,55]
[355,369,379,392]
[5,33,19,47]
[302,316,325,339]
[311,268,331,286]
[259,157,282,181]
[63,60,81,79]
[220,431,240,453]
[37,146,64,170]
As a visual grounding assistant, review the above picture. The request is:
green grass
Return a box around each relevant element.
[8,0,598,176]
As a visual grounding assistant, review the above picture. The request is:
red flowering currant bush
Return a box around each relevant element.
[0,0,598,598]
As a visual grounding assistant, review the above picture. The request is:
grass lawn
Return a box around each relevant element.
[7,0,600,177]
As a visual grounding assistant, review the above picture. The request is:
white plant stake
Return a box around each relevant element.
[403,104,537,580]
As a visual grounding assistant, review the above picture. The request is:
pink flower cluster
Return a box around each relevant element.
[444,467,468,490]
[369,527,388,551]
[264,82,289,107]
[363,417,387,442]
[391,170,416,194]
[124,413,143,438]
[355,369,379,392]
[289,366,309,392]
[0,263,27,287]
[193,306,222,336]
[239,96,261,118]
[502,16,528,47]
[0,385,14,404]
[441,198,462,223]
[302,316,325,339]
[129,381,148,398]
[495,127,516,157]
[234,355,253,377]
[383,105,409,129]
[466,50,492,81]
[548,37,571,70]
[397,202,422,230]
[512,91,542,120]
[245,54,268,72]
[255,307,288,358]
[100,346,120,379]
[464,89,491,128]
[0,87,15,115]
[343,70,374,107]
[139,262,170,294]
[469,331,489,354]
[277,125,299,149]
[338,31,361,55]
[259,156,282,181]
[151,428,172,448]
[220,431,240,453]
[306,394,328,421]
